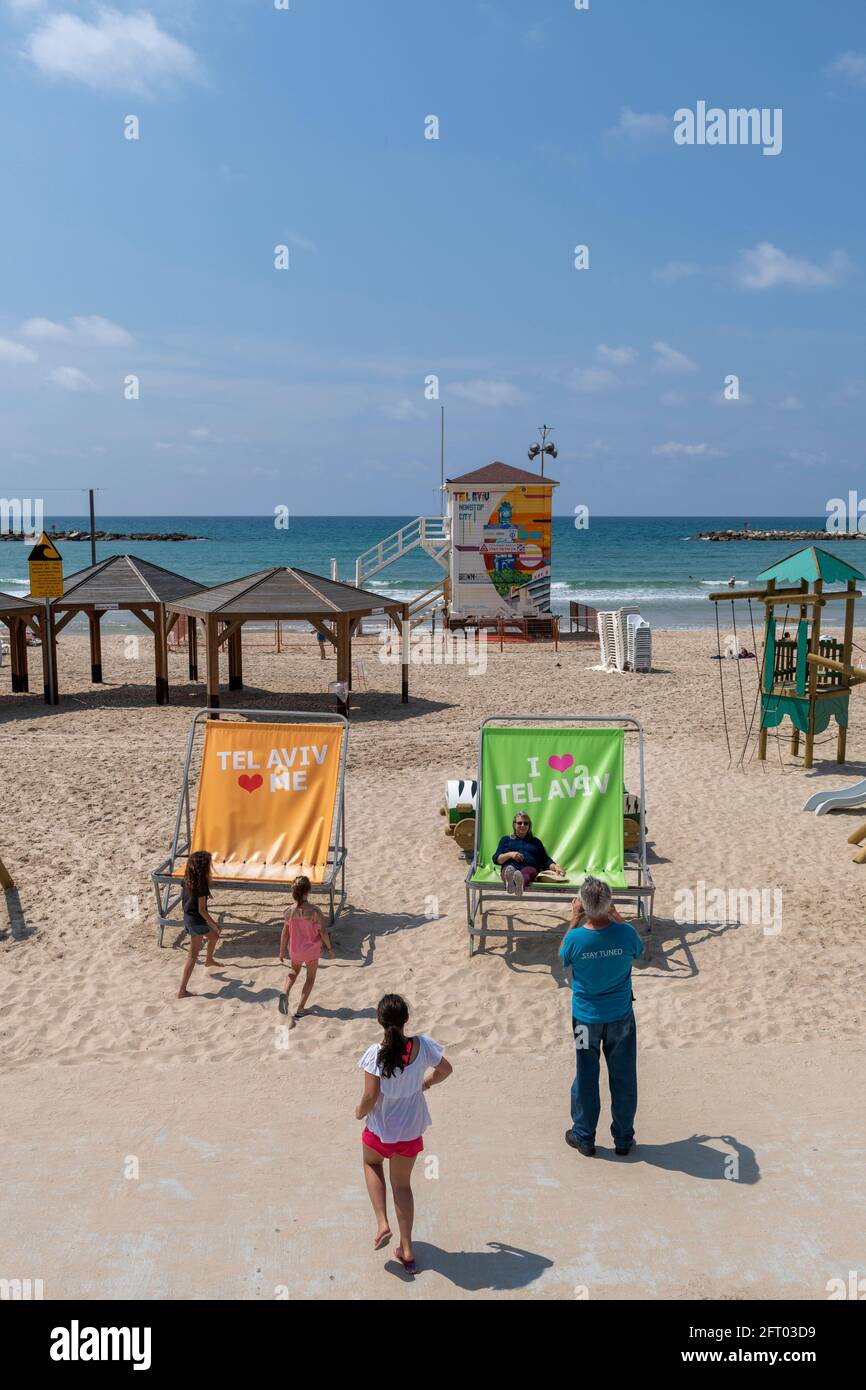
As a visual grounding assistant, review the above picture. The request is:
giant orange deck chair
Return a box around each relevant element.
[152,708,348,945]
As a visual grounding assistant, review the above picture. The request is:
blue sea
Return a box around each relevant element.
[3,514,864,630]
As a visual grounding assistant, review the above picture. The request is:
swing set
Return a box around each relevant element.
[708,547,865,770]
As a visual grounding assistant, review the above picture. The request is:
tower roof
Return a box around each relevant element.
[445,461,559,488]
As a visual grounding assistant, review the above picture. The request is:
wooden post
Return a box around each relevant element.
[0,857,13,889]
[757,581,775,760]
[228,625,243,691]
[188,616,198,681]
[6,620,19,693]
[804,581,823,770]
[838,580,856,763]
[41,599,59,705]
[335,615,350,717]
[154,603,169,705]
[401,603,409,703]
[88,609,103,683]
[206,614,220,712]
[17,619,29,693]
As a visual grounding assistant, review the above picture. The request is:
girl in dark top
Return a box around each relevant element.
[178,850,223,998]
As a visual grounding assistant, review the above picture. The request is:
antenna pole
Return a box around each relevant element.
[440,406,445,515]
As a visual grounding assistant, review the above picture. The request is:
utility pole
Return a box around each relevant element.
[88,489,96,567]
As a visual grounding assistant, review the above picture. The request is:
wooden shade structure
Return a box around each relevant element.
[26,555,204,705]
[164,567,410,716]
[0,591,41,696]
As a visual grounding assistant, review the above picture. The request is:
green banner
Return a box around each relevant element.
[471,727,626,888]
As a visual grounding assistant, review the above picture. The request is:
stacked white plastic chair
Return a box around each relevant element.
[596,607,651,671]
[596,611,620,669]
[627,614,652,672]
[614,606,641,671]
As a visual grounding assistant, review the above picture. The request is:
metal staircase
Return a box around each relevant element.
[354,516,449,587]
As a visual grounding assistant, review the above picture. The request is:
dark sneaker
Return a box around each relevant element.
[615,1140,635,1156]
[565,1130,596,1157]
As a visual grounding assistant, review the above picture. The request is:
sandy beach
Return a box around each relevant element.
[2,628,865,1299]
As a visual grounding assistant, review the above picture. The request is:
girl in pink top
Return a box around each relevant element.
[278,875,333,1021]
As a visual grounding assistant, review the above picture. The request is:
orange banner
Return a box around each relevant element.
[188,721,344,883]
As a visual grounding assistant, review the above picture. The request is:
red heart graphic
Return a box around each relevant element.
[548,754,574,773]
[238,774,263,793]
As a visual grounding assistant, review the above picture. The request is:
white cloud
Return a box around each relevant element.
[188,426,218,442]
[72,314,132,345]
[0,337,38,364]
[610,107,670,139]
[733,242,849,290]
[789,448,828,468]
[285,232,318,254]
[383,398,425,421]
[652,441,718,457]
[826,52,866,88]
[653,261,701,284]
[26,8,199,95]
[652,340,698,373]
[777,394,803,411]
[660,389,687,406]
[570,366,619,394]
[156,440,196,454]
[20,316,69,340]
[49,365,95,390]
[448,379,523,406]
[20,314,131,344]
[596,344,636,366]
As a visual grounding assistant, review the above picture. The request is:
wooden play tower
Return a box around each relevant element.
[709,546,864,769]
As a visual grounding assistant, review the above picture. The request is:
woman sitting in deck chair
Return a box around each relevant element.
[494,813,565,898]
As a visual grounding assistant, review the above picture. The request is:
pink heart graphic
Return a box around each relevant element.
[238,774,263,793]
[548,754,574,773]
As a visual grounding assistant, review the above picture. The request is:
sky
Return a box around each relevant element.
[0,0,865,517]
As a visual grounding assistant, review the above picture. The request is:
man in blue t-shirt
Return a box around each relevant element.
[559,876,644,1158]
[493,813,565,897]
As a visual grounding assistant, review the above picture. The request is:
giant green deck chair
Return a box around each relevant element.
[465,715,655,954]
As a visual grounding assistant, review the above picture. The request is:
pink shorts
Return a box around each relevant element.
[362,1128,423,1159]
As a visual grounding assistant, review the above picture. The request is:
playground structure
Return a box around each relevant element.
[152,709,348,945]
[708,547,865,769]
[463,714,654,955]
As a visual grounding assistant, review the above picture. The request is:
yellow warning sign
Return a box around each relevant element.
[28,532,63,599]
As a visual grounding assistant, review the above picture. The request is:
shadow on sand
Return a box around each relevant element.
[594,1133,760,1183]
[385,1240,553,1290]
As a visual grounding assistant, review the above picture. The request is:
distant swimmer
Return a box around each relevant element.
[728,576,736,587]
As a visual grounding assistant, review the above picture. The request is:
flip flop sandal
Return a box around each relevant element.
[278,993,288,1015]
[374,1230,392,1251]
[395,1250,417,1275]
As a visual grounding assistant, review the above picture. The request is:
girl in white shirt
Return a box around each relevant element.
[355,993,453,1274]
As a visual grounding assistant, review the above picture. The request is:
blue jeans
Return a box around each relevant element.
[570,1009,637,1146]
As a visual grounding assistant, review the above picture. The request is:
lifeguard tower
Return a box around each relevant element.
[709,546,864,768]
[353,461,558,629]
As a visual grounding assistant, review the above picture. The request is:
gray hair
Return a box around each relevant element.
[581,876,613,919]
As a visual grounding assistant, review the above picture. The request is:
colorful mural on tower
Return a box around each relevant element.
[447,480,555,619]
